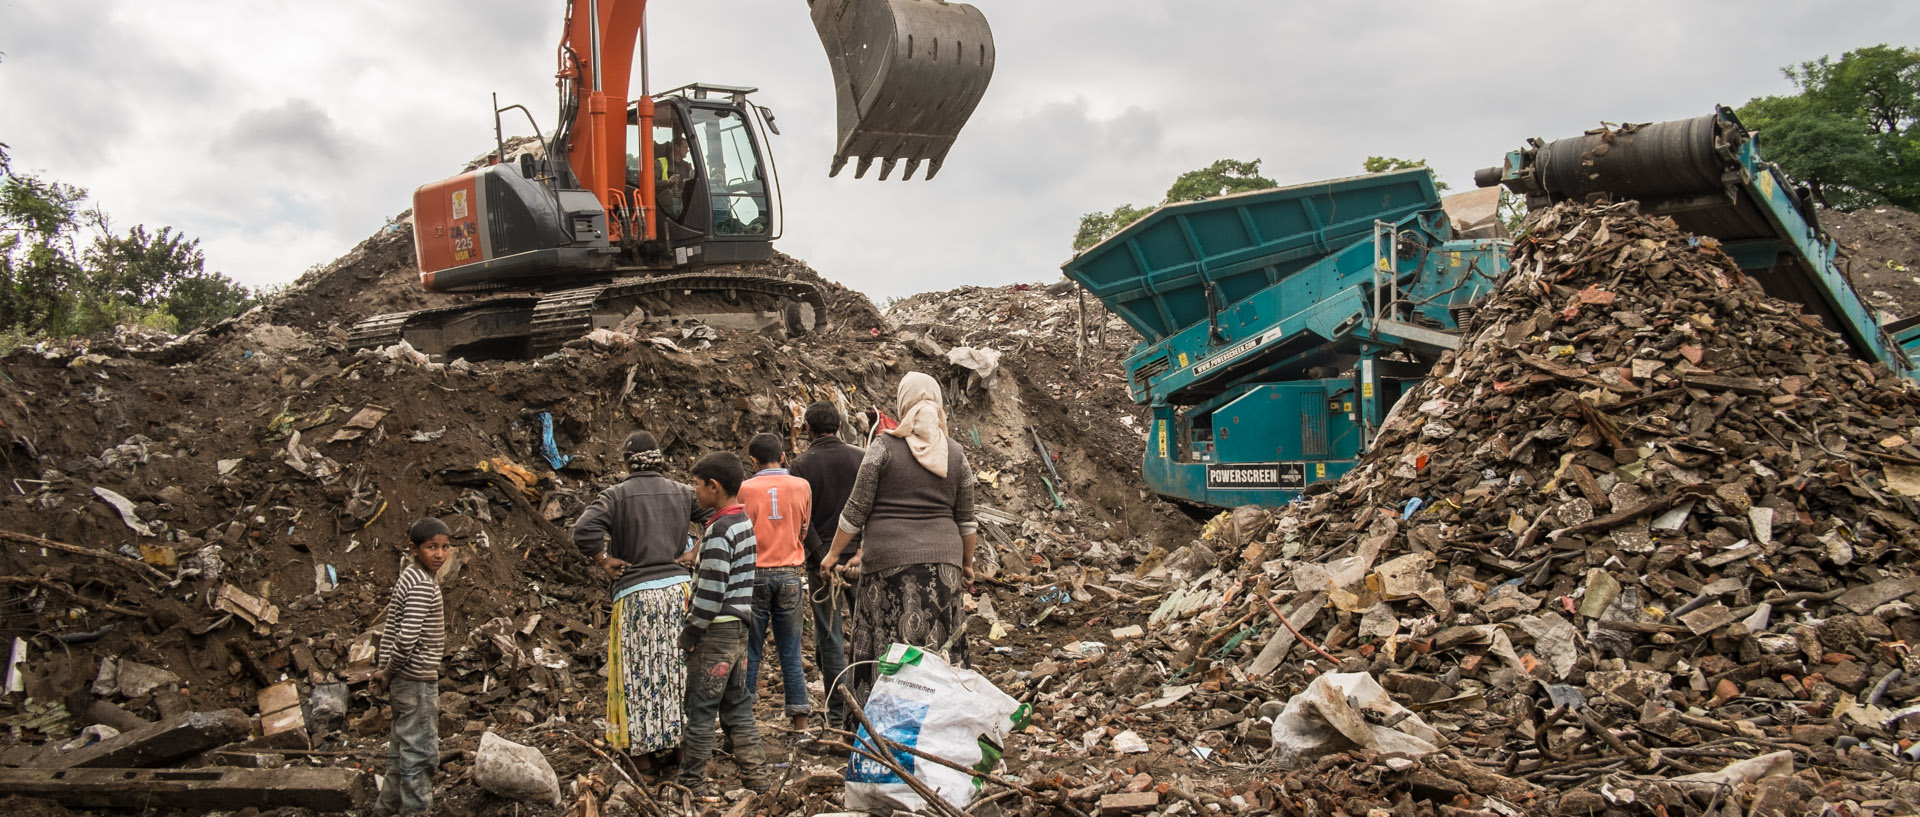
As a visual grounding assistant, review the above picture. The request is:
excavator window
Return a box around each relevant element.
[687,105,771,237]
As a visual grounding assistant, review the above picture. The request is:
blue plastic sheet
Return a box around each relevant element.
[538,412,571,470]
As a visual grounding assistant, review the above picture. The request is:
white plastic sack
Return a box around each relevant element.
[474,731,561,805]
[1269,672,1442,766]
[845,644,1029,813]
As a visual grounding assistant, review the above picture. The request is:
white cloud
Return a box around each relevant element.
[3,0,1915,300]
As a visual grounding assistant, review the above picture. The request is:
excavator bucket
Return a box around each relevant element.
[810,0,994,180]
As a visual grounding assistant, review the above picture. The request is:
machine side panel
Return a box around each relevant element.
[414,173,486,289]
[1064,170,1441,344]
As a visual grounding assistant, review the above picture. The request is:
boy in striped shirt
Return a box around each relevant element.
[373,518,451,815]
[677,453,770,797]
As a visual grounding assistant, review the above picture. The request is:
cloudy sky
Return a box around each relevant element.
[3,2,1915,304]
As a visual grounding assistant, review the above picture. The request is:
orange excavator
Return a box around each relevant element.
[349,0,994,358]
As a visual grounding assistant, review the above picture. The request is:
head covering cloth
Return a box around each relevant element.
[886,371,950,478]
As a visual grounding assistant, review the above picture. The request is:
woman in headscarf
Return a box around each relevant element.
[819,372,979,701]
[572,430,712,770]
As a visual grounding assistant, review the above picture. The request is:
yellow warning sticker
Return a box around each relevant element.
[1156,420,1169,459]
[1451,252,1461,267]
[1178,353,1189,368]
[1363,382,1374,398]
[1315,463,1326,478]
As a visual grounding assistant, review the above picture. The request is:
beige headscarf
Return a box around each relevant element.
[887,371,951,477]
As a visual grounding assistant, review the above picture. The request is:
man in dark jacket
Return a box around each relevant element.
[572,431,712,767]
[788,402,865,732]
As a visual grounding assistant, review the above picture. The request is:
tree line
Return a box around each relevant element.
[0,141,256,346]
[1075,42,1917,251]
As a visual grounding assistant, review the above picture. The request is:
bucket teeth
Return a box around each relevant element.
[812,0,994,182]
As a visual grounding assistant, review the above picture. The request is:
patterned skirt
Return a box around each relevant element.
[605,585,687,752]
[847,562,968,702]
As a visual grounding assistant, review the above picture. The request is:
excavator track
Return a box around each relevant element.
[347,271,828,360]
[529,270,829,356]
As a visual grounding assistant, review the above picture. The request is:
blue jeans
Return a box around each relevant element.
[680,621,767,789]
[379,677,438,814]
[748,568,811,718]
[807,565,850,727]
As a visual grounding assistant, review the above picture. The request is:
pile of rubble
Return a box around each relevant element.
[8,183,1920,817]
[0,204,1194,813]
[986,200,1920,816]
[1829,206,1920,318]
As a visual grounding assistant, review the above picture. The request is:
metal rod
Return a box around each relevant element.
[1259,592,1338,664]
[492,92,507,166]
[588,0,604,92]
[638,6,650,97]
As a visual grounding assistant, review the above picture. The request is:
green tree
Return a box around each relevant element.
[1362,156,1448,191]
[1072,203,1154,252]
[1738,44,1920,210]
[1072,158,1277,252]
[1165,159,1277,202]
[0,172,92,335]
[0,160,255,340]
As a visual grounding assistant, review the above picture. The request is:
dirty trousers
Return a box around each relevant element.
[379,677,439,814]
[678,620,768,788]
[747,567,812,718]
[806,565,850,727]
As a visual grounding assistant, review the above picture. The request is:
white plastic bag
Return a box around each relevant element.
[845,644,1029,813]
[1270,671,1442,766]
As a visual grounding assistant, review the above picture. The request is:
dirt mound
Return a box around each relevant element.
[256,212,457,333]
[888,283,1196,547]
[258,211,885,340]
[1826,205,1920,317]
[0,216,1190,816]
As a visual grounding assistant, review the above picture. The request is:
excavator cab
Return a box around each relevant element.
[810,0,995,180]
[636,87,779,266]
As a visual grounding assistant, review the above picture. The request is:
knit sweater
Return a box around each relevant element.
[688,505,756,632]
[377,563,445,681]
[791,434,865,566]
[572,471,714,595]
[837,435,977,575]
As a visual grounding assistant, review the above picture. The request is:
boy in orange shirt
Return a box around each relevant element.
[739,433,817,746]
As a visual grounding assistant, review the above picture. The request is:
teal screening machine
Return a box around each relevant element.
[1062,106,1920,510]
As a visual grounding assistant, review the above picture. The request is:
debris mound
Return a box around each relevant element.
[256,210,887,340]
[988,200,1920,816]
[1828,205,1920,316]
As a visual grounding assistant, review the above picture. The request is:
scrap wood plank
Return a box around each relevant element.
[0,766,367,811]
[40,709,248,770]
[215,584,280,627]
[1246,592,1326,678]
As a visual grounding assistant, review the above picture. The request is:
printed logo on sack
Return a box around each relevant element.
[847,695,928,784]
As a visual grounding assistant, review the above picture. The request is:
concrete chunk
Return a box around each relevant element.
[1099,791,1160,814]
[1836,577,1920,614]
